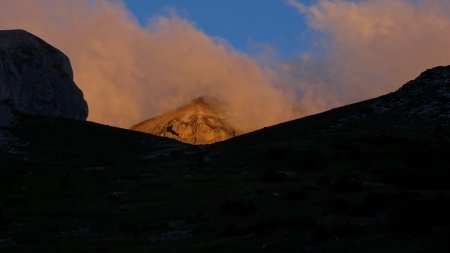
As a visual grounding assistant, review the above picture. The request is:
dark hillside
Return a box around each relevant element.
[1,66,450,252]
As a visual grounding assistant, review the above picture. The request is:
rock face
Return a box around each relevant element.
[310,65,450,136]
[0,103,19,154]
[370,66,450,126]
[131,98,237,144]
[0,29,88,120]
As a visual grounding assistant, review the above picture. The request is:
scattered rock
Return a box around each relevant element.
[0,103,15,127]
[145,220,193,245]
[0,238,15,248]
[56,227,97,238]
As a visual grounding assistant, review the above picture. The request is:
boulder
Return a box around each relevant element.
[0,29,88,120]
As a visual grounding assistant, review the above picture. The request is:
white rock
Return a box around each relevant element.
[0,29,88,120]
[131,97,236,144]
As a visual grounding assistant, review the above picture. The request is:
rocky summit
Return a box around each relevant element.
[131,97,237,144]
[0,29,88,120]
[324,65,450,133]
[371,66,450,125]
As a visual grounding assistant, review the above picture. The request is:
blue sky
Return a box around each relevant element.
[123,0,316,58]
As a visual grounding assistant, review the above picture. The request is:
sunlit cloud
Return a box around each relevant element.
[1,0,450,133]
[286,0,450,110]
[0,0,295,132]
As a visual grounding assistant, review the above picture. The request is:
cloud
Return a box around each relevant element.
[286,0,450,109]
[0,0,295,132]
[2,0,450,133]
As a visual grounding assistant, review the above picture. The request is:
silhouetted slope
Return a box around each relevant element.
[9,114,187,165]
[1,66,450,253]
[228,65,450,144]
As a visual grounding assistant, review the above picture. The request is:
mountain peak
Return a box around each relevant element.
[399,65,450,93]
[331,65,450,133]
[131,97,237,144]
[416,65,450,82]
[373,66,450,121]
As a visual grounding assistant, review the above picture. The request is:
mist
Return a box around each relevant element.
[1,0,450,133]
[287,0,450,111]
[0,0,295,132]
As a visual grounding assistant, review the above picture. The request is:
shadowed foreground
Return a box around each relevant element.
[1,66,450,252]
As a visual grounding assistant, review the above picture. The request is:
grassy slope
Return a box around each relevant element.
[1,103,450,252]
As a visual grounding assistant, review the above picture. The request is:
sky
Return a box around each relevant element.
[123,0,316,58]
[1,0,450,132]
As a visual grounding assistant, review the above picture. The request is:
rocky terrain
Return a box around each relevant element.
[131,97,236,144]
[0,103,17,153]
[371,66,450,127]
[0,29,88,120]
[1,31,450,253]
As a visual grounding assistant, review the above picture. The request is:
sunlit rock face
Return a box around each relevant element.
[131,97,237,144]
[0,29,88,120]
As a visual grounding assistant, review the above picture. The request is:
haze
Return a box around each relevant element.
[1,0,450,133]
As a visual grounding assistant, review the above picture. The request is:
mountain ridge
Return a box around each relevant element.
[226,65,450,145]
[1,31,450,253]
